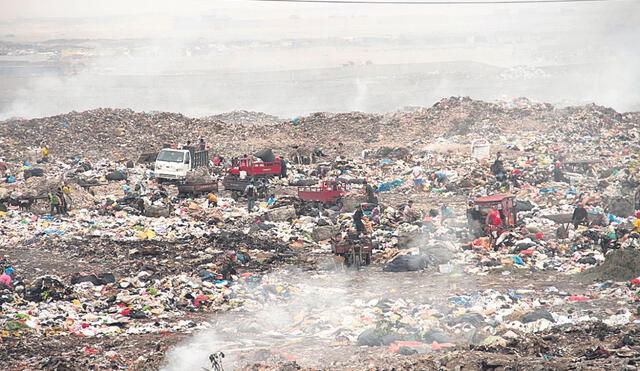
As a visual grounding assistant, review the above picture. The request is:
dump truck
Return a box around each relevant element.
[297,181,348,206]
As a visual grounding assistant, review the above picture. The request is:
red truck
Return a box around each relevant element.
[234,157,285,178]
[297,181,349,206]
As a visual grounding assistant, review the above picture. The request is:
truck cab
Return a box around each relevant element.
[154,149,191,180]
[154,146,209,181]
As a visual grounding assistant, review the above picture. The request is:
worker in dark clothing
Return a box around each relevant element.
[55,187,66,214]
[363,181,378,204]
[136,198,145,215]
[491,152,506,182]
[199,138,206,151]
[244,180,257,212]
[353,205,366,234]
[466,201,483,237]
[572,203,588,228]
[257,178,268,199]
[552,162,565,182]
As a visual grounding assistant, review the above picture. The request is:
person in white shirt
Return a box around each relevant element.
[412,163,423,192]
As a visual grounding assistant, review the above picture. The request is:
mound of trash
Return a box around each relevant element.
[1,97,634,162]
[580,249,640,281]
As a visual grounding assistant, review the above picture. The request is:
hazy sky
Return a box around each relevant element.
[0,0,638,118]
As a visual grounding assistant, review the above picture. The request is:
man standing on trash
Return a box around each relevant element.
[61,183,72,212]
[40,143,49,163]
[353,204,366,234]
[412,163,424,192]
[199,138,207,151]
[48,188,60,215]
[552,161,565,182]
[55,186,66,214]
[244,179,257,212]
[491,152,506,182]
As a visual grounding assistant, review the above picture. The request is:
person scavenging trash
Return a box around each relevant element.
[207,192,218,208]
[467,200,483,237]
[403,200,418,222]
[48,187,62,215]
[55,186,67,214]
[440,203,453,226]
[61,183,72,211]
[40,143,49,163]
[490,152,506,182]
[363,180,378,204]
[412,162,424,192]
[0,267,13,289]
[572,202,589,229]
[256,178,268,199]
[244,179,257,212]
[485,205,503,248]
[353,204,366,234]
[552,161,566,182]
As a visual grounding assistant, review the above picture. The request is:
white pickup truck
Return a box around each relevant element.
[154,147,209,181]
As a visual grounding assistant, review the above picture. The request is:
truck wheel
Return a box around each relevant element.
[353,253,362,270]
[344,252,353,267]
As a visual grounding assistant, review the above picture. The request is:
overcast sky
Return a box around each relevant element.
[0,0,638,117]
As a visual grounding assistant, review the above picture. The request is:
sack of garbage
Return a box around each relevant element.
[106,171,127,181]
[383,254,428,272]
[24,168,45,179]
[145,205,172,218]
[254,148,275,162]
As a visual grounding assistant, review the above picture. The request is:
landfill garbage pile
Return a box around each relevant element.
[2,97,637,163]
[206,110,284,126]
[1,97,640,370]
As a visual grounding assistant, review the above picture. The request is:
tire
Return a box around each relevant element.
[344,251,353,267]
[353,252,362,270]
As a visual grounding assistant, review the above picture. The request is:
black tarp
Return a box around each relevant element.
[254,148,275,162]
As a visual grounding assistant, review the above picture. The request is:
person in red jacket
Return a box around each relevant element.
[486,206,502,227]
[485,206,503,249]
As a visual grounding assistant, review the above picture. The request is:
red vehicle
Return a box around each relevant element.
[297,181,348,205]
[237,157,284,177]
[468,193,518,237]
[332,238,373,268]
